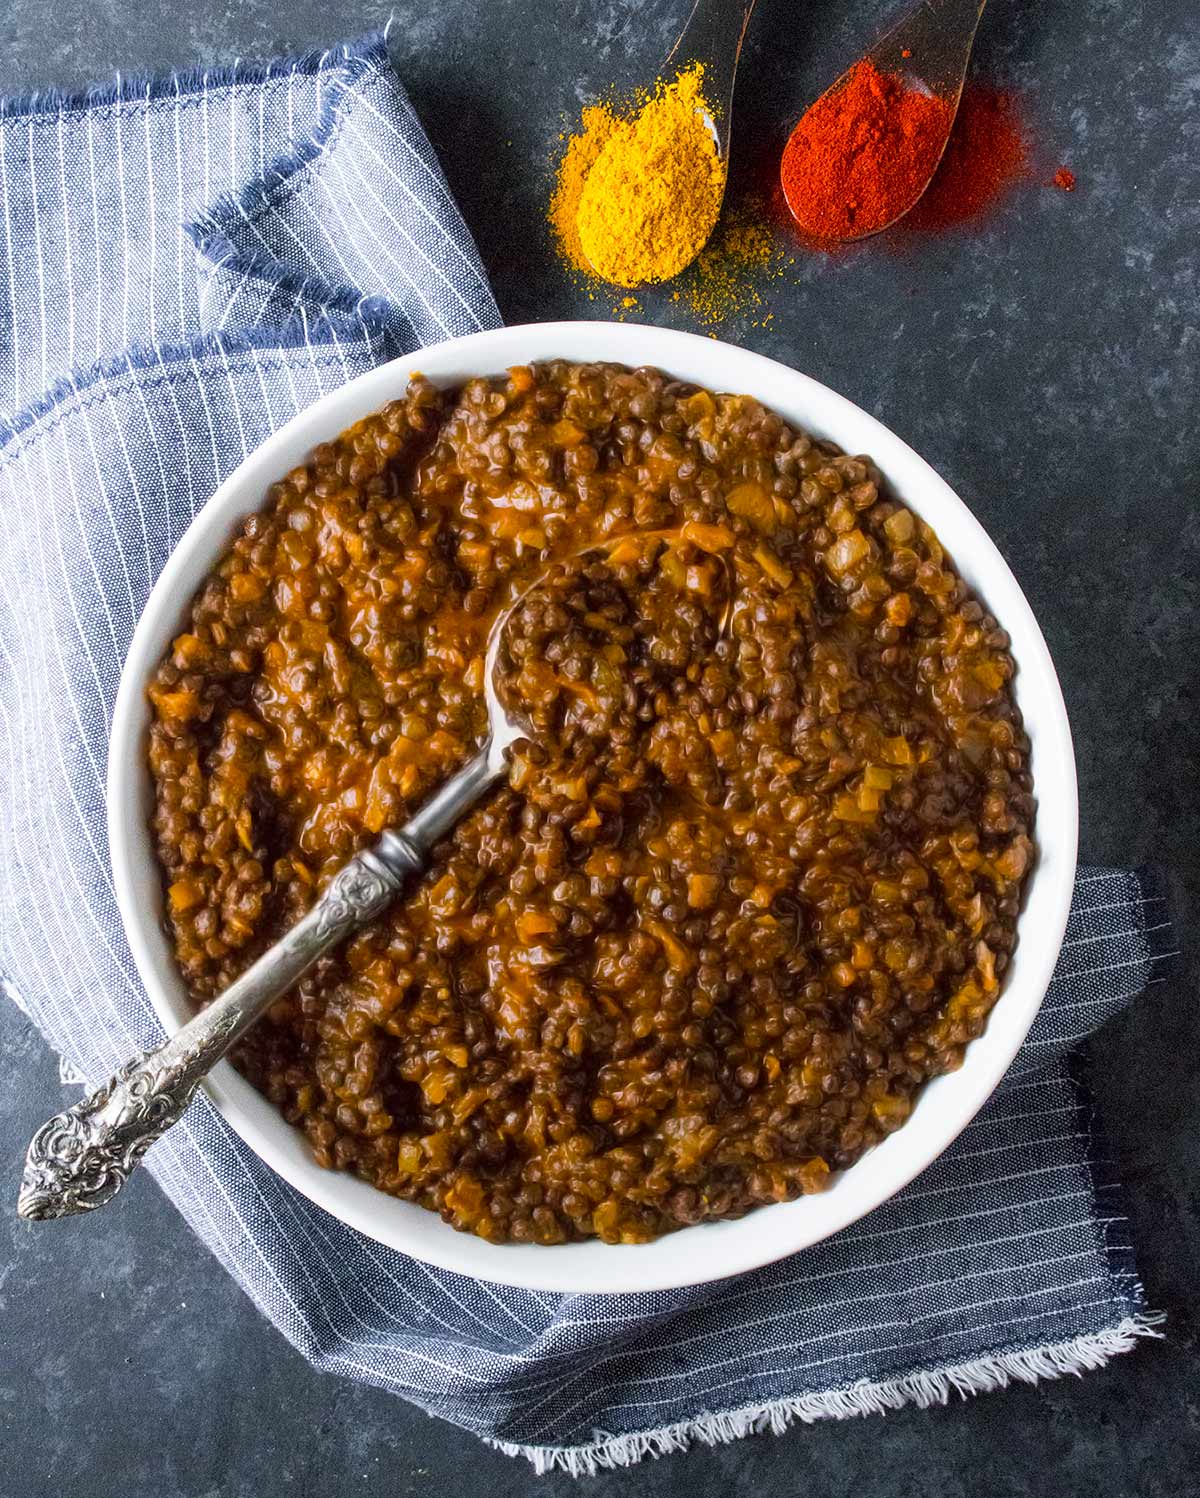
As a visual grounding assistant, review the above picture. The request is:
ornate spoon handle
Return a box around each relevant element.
[18,747,500,1222]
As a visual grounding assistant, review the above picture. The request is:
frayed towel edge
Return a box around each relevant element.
[488,1313,1165,1477]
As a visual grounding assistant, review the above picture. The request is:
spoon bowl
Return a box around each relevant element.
[782,0,988,243]
[572,0,757,286]
[871,0,988,101]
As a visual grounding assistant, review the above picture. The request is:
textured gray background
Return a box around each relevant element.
[2,1,1198,1494]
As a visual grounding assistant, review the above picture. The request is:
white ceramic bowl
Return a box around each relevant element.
[109,322,1078,1293]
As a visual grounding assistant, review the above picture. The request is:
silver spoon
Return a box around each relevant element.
[18,531,731,1221]
[782,0,988,241]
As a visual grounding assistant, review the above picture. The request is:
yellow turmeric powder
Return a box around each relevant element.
[551,66,725,289]
[680,204,793,326]
[549,106,619,276]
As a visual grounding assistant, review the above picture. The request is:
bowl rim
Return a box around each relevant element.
[108,320,1078,1293]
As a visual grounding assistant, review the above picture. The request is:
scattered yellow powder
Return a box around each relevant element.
[674,201,793,327]
[550,66,725,289]
[549,103,619,276]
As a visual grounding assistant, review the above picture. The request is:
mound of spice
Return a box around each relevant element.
[550,65,725,288]
[781,59,954,240]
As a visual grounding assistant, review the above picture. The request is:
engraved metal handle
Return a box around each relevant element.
[18,746,503,1221]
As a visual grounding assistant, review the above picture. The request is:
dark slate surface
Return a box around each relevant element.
[2,1,1197,1493]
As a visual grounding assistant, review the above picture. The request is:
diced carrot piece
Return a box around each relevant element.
[753,545,793,588]
[230,573,266,603]
[726,483,776,534]
[645,918,694,974]
[882,736,913,766]
[826,529,870,575]
[515,910,557,944]
[680,520,735,552]
[686,563,714,595]
[168,878,203,914]
[396,1140,422,1175]
[172,633,208,667]
[151,688,202,722]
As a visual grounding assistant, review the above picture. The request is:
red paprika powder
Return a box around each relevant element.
[904,86,1028,230]
[780,59,953,240]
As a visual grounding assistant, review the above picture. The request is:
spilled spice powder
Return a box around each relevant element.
[677,203,793,327]
[904,87,1028,230]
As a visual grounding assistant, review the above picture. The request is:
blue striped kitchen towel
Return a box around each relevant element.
[0,31,1176,1475]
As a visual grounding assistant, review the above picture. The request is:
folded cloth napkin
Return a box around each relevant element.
[0,32,1176,1476]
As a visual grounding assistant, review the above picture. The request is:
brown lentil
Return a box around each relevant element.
[147,361,1034,1246]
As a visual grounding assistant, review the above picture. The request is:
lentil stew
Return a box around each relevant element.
[147,361,1034,1246]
